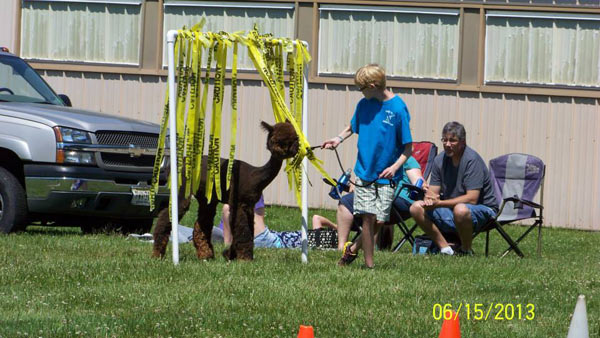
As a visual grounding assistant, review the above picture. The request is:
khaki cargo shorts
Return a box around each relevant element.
[353,177,396,222]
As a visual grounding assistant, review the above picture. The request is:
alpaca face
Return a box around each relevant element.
[261,121,299,159]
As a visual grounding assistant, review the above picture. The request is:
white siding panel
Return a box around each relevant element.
[480,93,505,159]
[100,74,117,115]
[64,72,86,109]
[411,89,437,142]
[41,70,66,95]
[594,101,600,230]
[549,97,574,227]
[571,99,598,230]
[503,95,526,154]
[458,92,483,150]
[139,76,166,124]
[82,73,103,112]
[0,0,18,52]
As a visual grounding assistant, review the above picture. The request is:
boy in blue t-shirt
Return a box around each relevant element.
[322,64,412,268]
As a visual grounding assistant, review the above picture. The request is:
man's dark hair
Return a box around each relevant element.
[442,121,466,142]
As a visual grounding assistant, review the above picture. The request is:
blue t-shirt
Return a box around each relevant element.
[350,95,412,184]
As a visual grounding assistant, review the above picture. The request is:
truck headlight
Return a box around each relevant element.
[54,127,92,144]
[63,151,95,164]
[53,126,96,165]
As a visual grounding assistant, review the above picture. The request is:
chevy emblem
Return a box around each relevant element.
[128,144,144,158]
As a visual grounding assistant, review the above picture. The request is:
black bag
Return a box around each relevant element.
[307,229,338,249]
[412,235,440,255]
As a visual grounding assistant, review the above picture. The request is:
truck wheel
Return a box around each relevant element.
[0,167,28,233]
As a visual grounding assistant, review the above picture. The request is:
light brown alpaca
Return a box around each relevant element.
[152,121,299,261]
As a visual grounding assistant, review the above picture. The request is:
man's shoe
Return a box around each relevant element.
[338,242,358,266]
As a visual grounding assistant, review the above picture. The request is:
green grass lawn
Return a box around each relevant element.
[0,203,598,337]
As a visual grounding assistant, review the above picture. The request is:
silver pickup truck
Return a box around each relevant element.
[0,49,169,234]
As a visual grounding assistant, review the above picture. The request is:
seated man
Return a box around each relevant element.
[409,121,498,256]
[217,196,336,249]
[336,155,425,265]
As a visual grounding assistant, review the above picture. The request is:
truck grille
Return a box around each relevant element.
[101,153,156,167]
[95,132,159,170]
[96,132,158,148]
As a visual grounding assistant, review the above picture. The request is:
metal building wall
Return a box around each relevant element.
[38,71,600,230]
[0,0,18,52]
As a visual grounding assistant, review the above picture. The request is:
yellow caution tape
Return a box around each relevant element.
[226,39,239,191]
[240,29,335,208]
[206,35,230,203]
[192,35,214,194]
[153,26,334,211]
[274,42,285,103]
[175,34,191,194]
[264,40,282,124]
[183,32,200,198]
[149,34,179,211]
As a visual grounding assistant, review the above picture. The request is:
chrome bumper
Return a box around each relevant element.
[24,164,170,218]
[26,177,169,198]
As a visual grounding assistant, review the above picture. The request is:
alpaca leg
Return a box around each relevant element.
[231,205,255,261]
[151,207,171,258]
[193,196,217,260]
[152,197,191,258]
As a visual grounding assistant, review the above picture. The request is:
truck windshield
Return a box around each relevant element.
[0,55,63,105]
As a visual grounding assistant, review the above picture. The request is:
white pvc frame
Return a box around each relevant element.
[166,30,310,265]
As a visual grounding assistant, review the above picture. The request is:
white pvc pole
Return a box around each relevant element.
[166,30,179,265]
[300,42,309,264]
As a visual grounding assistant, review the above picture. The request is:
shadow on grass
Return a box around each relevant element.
[22,225,84,236]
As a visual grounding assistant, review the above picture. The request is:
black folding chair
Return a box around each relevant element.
[389,141,438,252]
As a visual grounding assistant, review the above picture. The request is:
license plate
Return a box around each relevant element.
[131,187,151,206]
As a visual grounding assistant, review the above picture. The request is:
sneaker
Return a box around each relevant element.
[337,242,358,266]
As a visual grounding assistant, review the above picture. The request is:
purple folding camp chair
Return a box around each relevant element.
[476,153,546,258]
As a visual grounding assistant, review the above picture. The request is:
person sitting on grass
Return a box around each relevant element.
[409,121,497,256]
[216,195,336,249]
[311,185,361,251]
[322,63,413,269]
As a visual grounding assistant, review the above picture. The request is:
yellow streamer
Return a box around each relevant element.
[206,37,229,203]
[182,33,201,198]
[192,35,214,194]
[175,35,191,194]
[241,30,334,208]
[149,36,178,211]
[226,40,239,191]
[153,26,334,211]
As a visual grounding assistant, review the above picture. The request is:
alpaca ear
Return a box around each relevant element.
[260,121,274,133]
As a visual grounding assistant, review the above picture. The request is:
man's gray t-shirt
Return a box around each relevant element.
[429,146,498,211]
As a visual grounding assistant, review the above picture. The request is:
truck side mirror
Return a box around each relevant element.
[58,94,72,107]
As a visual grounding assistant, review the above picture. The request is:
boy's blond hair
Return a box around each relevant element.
[354,64,386,89]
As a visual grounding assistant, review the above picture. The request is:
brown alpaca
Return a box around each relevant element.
[152,121,299,261]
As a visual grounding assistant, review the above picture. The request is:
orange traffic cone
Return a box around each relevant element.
[439,311,461,338]
[297,325,315,338]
